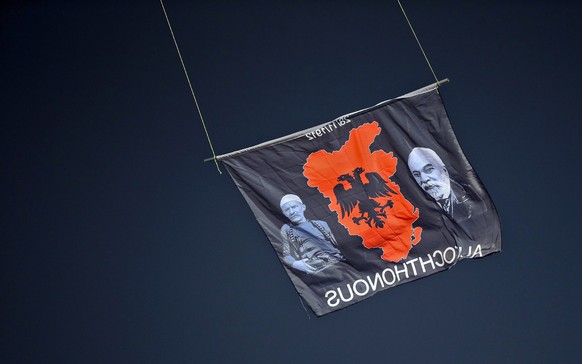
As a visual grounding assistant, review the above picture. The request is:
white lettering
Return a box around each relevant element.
[352,279,370,296]
[337,285,354,302]
[471,244,483,258]
[405,258,419,276]
[418,254,435,273]
[304,119,351,140]
[324,246,467,308]
[432,250,445,267]
[325,290,340,307]
[382,267,396,285]
[394,263,409,281]
[367,273,385,291]
[337,117,351,126]
[443,247,457,264]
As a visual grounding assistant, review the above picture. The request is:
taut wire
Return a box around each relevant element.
[397,0,441,86]
[159,0,222,173]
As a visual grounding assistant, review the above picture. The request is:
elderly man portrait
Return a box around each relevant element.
[279,194,345,274]
[407,147,483,220]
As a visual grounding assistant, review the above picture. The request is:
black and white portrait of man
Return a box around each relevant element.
[407,147,482,220]
[279,194,345,274]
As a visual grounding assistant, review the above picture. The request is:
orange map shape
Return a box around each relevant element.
[303,121,422,262]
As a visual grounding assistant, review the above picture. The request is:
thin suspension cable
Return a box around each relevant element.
[397,0,440,86]
[159,0,222,173]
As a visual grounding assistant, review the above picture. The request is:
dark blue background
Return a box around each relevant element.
[2,1,580,362]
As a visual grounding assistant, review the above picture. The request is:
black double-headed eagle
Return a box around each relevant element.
[333,167,396,228]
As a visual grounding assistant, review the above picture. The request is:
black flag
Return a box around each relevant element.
[221,85,501,316]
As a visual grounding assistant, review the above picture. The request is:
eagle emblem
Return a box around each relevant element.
[304,121,422,262]
[334,167,397,228]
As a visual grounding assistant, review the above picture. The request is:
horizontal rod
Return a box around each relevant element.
[204,78,449,163]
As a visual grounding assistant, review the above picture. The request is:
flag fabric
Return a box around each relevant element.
[220,84,501,316]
